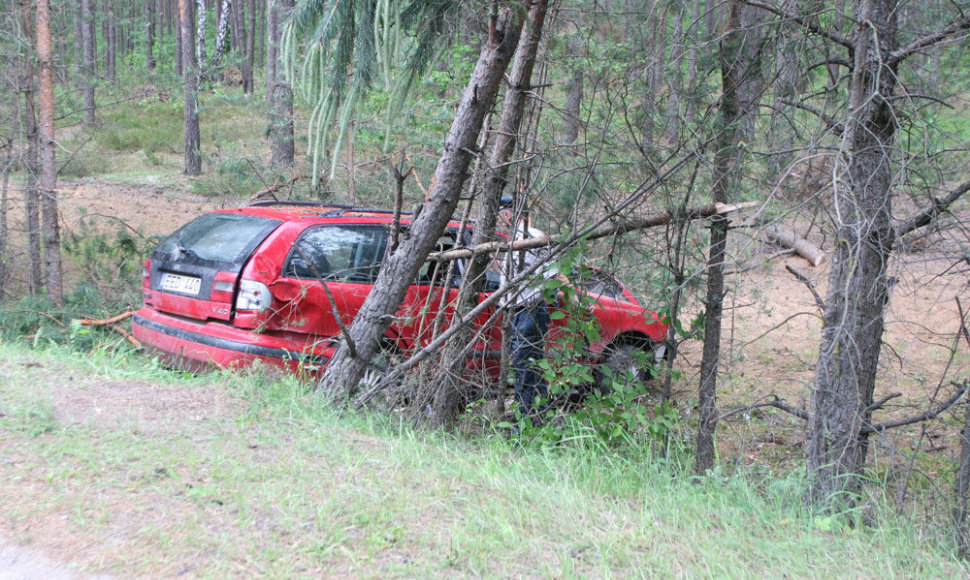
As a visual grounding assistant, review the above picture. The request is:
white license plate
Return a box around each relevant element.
[159,273,202,295]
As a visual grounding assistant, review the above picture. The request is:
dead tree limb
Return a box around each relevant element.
[896,179,970,239]
[430,201,760,262]
[249,172,306,201]
[764,225,825,266]
[714,394,809,424]
[785,265,825,312]
[863,381,970,434]
[73,310,134,325]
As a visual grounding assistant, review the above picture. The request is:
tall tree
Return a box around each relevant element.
[210,0,232,74]
[243,0,256,93]
[425,0,550,426]
[81,0,96,127]
[754,0,970,506]
[18,0,41,295]
[195,0,207,71]
[268,0,293,166]
[35,0,61,305]
[180,0,202,175]
[317,5,527,400]
[695,0,764,473]
[146,0,157,72]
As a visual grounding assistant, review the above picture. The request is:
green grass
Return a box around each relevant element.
[0,340,964,578]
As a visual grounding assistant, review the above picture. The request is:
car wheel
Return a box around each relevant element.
[595,342,661,396]
[357,343,405,406]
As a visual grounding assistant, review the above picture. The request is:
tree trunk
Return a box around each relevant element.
[695,0,762,473]
[18,0,41,296]
[807,0,899,507]
[243,0,255,93]
[146,0,157,72]
[210,0,232,75]
[174,0,183,76]
[317,5,527,401]
[427,0,548,427]
[81,0,96,127]
[0,108,14,298]
[35,0,61,306]
[195,0,207,75]
[562,33,583,145]
[105,4,117,80]
[264,0,275,106]
[268,0,293,166]
[180,0,202,175]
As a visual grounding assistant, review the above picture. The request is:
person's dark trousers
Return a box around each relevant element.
[509,303,550,421]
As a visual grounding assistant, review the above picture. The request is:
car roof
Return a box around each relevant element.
[215,201,470,229]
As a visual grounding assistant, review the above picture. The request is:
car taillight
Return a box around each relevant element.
[235,279,272,312]
[211,271,237,303]
[142,259,153,304]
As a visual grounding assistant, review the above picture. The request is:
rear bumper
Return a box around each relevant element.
[132,308,333,374]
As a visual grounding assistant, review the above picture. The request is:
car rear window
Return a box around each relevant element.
[154,213,281,265]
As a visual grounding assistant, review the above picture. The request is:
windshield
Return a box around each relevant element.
[153,213,281,265]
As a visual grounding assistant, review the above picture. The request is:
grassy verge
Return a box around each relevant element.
[0,339,964,578]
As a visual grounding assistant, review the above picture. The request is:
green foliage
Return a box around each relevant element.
[191,154,269,198]
[283,0,458,181]
[96,102,183,154]
[500,248,687,456]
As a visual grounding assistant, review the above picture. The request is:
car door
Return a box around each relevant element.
[267,224,389,348]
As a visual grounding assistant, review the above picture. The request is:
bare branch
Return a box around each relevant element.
[889,16,970,66]
[896,179,970,238]
[867,392,902,413]
[777,97,844,135]
[863,382,970,434]
[742,1,853,50]
[714,394,809,424]
[958,298,970,350]
[785,265,825,312]
[429,201,760,262]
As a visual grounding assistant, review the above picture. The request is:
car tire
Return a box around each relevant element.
[357,342,405,406]
[595,342,661,396]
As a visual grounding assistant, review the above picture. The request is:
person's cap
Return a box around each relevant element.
[499,195,514,208]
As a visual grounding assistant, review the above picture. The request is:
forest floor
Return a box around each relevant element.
[1,179,968,577]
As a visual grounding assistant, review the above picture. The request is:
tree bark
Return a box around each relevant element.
[427,0,549,427]
[210,0,232,75]
[806,0,899,507]
[35,0,61,305]
[105,4,117,80]
[243,0,255,93]
[0,106,14,298]
[317,5,527,401]
[81,0,96,127]
[180,0,202,175]
[195,0,207,74]
[268,0,294,166]
[562,33,583,145]
[146,0,157,71]
[16,0,42,295]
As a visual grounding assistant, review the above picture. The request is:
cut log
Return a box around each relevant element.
[762,225,825,267]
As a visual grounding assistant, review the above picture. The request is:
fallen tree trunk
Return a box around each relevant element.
[762,225,825,266]
[431,201,760,261]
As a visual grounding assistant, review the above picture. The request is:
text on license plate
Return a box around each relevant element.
[159,273,202,295]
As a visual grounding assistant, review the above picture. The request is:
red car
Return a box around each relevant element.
[132,202,668,387]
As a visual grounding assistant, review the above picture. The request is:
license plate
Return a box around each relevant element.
[159,273,202,295]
